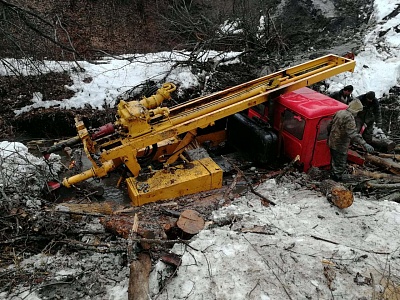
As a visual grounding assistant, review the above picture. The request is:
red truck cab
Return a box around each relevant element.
[248,87,348,172]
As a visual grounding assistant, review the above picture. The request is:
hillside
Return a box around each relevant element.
[1,0,373,59]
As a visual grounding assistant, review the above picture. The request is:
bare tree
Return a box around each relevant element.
[160,0,288,56]
[0,0,82,74]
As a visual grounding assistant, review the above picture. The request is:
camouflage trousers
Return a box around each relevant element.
[330,148,347,180]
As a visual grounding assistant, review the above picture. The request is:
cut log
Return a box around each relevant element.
[176,210,205,235]
[320,179,354,208]
[101,216,161,241]
[370,137,395,153]
[364,154,400,175]
[128,253,151,300]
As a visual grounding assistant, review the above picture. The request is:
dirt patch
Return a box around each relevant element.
[0,71,119,139]
[0,72,74,110]
[0,72,75,139]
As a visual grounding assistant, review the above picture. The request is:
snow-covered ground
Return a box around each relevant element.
[1,51,240,115]
[151,178,400,299]
[327,1,400,98]
[1,0,400,299]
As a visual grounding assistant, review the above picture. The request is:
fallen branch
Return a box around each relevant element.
[310,235,390,255]
[345,212,379,218]
[240,225,274,235]
[366,182,400,190]
[223,170,241,202]
[222,156,276,206]
[243,235,293,300]
[56,239,126,253]
[275,155,300,182]
[54,202,123,215]
[377,153,400,162]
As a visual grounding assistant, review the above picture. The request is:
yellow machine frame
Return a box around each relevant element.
[60,54,355,205]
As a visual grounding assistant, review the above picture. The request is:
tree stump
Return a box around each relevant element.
[320,179,354,208]
[177,210,205,235]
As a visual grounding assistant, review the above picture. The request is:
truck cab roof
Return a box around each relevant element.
[278,87,348,119]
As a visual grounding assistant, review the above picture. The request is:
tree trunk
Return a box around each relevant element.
[366,182,400,189]
[128,253,151,300]
[352,168,400,182]
[320,179,354,208]
[377,153,400,162]
[364,154,400,175]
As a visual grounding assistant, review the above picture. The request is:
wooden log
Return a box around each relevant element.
[101,216,160,241]
[377,153,400,162]
[378,192,400,202]
[320,179,354,208]
[370,137,395,153]
[55,201,123,215]
[364,154,400,175]
[351,168,400,182]
[366,182,400,189]
[160,253,182,268]
[177,210,205,235]
[128,253,151,300]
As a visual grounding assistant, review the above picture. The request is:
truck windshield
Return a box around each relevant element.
[283,110,305,140]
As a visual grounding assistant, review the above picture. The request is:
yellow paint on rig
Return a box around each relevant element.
[114,83,176,138]
[62,160,115,188]
[126,157,223,206]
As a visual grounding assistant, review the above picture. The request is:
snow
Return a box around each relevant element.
[150,180,400,299]
[1,51,240,115]
[327,0,400,98]
[1,0,400,299]
[219,20,243,35]
[0,141,62,197]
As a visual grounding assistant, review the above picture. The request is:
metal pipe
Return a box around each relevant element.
[62,160,115,187]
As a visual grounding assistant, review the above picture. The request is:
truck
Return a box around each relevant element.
[44,54,356,206]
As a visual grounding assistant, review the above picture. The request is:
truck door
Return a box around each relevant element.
[280,109,305,161]
[310,116,332,168]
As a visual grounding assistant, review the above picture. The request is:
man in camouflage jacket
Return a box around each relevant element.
[328,99,374,181]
